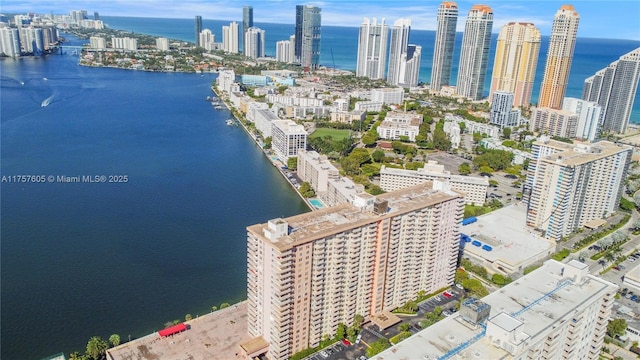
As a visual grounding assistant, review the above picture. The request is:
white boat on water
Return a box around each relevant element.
[226,119,235,126]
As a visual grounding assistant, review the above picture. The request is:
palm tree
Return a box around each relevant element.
[604,252,616,264]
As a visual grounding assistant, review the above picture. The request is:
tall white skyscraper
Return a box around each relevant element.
[562,97,602,141]
[457,5,493,100]
[199,29,215,51]
[538,5,580,109]
[222,21,239,54]
[276,38,293,63]
[582,47,640,134]
[244,27,265,59]
[387,18,411,86]
[0,27,21,57]
[356,17,389,80]
[430,2,458,92]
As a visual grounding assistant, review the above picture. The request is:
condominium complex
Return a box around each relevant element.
[295,5,321,69]
[242,5,253,38]
[386,18,411,86]
[90,36,106,50]
[530,107,578,138]
[356,17,389,80]
[199,29,215,51]
[380,161,488,205]
[370,87,404,105]
[489,22,541,107]
[376,112,423,142]
[20,27,45,54]
[376,259,617,360]
[562,97,602,141]
[430,1,458,92]
[457,5,493,100]
[276,35,295,63]
[194,15,202,46]
[222,21,239,54]
[489,91,521,128]
[155,37,169,51]
[0,27,21,57]
[524,138,631,240]
[247,182,464,359]
[582,47,640,134]
[111,37,137,51]
[271,120,308,162]
[244,27,265,59]
[538,5,580,109]
[297,150,364,207]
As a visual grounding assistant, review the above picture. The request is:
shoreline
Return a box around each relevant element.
[210,85,316,212]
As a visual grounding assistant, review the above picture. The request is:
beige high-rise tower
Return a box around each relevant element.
[246,183,464,359]
[538,5,580,109]
[489,22,541,107]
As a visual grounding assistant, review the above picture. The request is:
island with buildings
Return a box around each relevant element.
[3,3,640,360]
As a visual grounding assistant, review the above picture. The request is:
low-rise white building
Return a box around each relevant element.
[380,161,488,205]
[377,112,422,142]
[479,138,535,165]
[443,121,461,149]
[354,101,383,112]
[445,114,501,139]
[271,120,307,161]
[371,88,404,105]
[330,110,365,124]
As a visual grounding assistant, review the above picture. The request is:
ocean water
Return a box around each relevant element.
[0,35,308,359]
[102,16,640,123]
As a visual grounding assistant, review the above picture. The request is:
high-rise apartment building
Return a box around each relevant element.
[538,5,580,109]
[530,107,578,138]
[0,27,21,57]
[199,29,215,51]
[244,27,265,59]
[430,2,458,92]
[90,36,106,50]
[582,47,640,134]
[155,37,169,51]
[387,18,411,86]
[375,259,617,360]
[222,21,239,54]
[524,138,631,240]
[276,38,293,63]
[242,5,253,37]
[271,120,308,161]
[247,182,464,359]
[356,17,389,80]
[294,5,321,69]
[194,15,202,46]
[489,22,541,107]
[562,97,602,141]
[457,5,493,100]
[401,44,422,88]
[20,27,45,55]
[489,91,521,128]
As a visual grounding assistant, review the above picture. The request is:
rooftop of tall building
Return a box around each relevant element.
[470,4,492,14]
[247,182,463,251]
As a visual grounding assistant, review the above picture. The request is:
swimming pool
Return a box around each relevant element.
[309,199,324,208]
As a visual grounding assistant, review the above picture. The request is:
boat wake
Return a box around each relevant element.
[41,94,54,107]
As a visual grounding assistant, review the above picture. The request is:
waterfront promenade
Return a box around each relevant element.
[106,302,250,360]
[211,85,320,211]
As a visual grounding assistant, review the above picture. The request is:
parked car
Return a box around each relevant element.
[443,291,452,298]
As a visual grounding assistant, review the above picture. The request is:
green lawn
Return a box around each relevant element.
[310,128,351,141]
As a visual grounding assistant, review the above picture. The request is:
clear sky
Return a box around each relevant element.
[2,0,639,40]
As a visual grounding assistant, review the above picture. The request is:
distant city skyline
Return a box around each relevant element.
[2,0,639,41]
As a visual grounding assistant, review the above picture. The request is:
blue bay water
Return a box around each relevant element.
[0,35,308,359]
[102,16,640,123]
